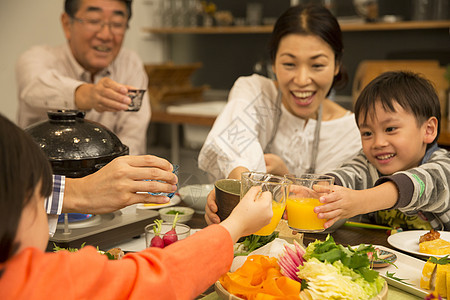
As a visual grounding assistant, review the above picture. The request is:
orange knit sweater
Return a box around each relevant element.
[0,224,233,300]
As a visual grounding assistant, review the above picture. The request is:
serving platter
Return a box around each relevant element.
[375,245,430,298]
[387,230,450,258]
[214,280,388,300]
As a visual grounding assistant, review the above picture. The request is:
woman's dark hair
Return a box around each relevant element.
[64,0,133,20]
[268,4,348,91]
[0,114,53,264]
[355,71,441,145]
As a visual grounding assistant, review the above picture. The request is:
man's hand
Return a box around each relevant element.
[75,77,132,112]
[63,155,178,214]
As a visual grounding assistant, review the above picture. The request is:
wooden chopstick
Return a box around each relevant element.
[344,221,392,230]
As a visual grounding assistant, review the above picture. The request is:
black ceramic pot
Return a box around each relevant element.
[25,110,129,178]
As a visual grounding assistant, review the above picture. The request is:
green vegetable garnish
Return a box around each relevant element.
[300,279,308,291]
[53,242,86,252]
[166,210,184,215]
[305,235,379,283]
[104,252,116,260]
[234,232,279,256]
[53,242,118,260]
[428,255,450,265]
[297,236,385,298]
[385,271,413,286]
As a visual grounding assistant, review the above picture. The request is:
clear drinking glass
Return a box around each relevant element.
[145,222,190,248]
[241,172,291,236]
[147,164,179,198]
[285,174,334,233]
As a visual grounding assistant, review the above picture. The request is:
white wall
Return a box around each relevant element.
[0,0,163,124]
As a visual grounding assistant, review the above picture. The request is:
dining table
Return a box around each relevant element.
[185,212,429,300]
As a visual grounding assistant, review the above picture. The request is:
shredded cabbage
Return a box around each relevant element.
[298,258,384,300]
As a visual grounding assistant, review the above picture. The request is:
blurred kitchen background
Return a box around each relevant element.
[1,0,449,187]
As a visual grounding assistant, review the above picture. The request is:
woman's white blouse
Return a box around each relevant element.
[198,74,362,181]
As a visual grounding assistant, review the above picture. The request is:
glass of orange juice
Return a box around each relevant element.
[241,172,292,236]
[285,174,334,233]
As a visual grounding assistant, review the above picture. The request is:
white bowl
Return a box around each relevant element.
[178,184,214,214]
[158,206,194,223]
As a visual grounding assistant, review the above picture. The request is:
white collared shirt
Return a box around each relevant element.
[16,43,150,155]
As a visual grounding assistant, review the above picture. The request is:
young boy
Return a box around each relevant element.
[0,114,273,299]
[316,71,450,231]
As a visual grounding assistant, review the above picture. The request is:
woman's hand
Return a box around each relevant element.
[205,189,221,225]
[205,166,250,225]
[264,153,289,176]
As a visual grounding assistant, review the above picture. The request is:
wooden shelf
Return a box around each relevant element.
[151,108,217,127]
[143,25,273,34]
[143,20,450,34]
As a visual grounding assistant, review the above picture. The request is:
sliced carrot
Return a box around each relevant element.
[220,255,301,299]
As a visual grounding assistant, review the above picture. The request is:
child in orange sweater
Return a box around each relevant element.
[0,113,273,300]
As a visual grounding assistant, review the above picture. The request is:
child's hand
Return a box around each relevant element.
[314,185,363,229]
[220,186,273,243]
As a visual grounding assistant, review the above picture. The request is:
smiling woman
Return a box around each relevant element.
[198,4,363,224]
[199,4,361,184]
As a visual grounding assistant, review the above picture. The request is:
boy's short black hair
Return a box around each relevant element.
[354,71,441,144]
[0,114,53,265]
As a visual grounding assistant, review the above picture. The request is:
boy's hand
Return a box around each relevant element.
[314,185,362,229]
[315,182,399,229]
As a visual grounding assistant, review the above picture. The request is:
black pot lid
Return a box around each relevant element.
[25,110,129,162]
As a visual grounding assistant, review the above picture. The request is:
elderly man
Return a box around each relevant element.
[16,0,150,155]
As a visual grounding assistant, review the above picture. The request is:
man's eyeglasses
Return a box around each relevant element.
[72,18,128,35]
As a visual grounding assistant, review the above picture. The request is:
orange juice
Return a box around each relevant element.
[286,197,325,231]
[253,201,286,236]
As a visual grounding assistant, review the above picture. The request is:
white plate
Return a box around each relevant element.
[374,245,430,298]
[387,230,450,258]
[136,195,181,210]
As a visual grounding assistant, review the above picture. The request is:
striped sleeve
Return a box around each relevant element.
[326,150,380,190]
[45,175,65,215]
[380,149,450,230]
[46,175,65,236]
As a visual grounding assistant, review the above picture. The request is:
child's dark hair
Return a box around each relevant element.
[354,71,441,144]
[0,114,53,264]
[268,4,347,92]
